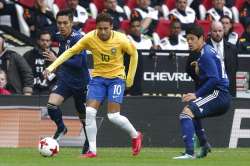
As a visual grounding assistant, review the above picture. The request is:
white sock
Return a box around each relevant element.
[107,112,138,138]
[85,107,97,153]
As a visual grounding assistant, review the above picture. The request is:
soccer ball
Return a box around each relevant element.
[38,137,59,157]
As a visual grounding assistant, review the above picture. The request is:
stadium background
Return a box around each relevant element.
[0,0,250,149]
[0,95,250,148]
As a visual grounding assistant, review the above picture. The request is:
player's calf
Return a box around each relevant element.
[47,103,67,141]
[85,107,97,154]
[179,113,195,156]
[53,126,68,141]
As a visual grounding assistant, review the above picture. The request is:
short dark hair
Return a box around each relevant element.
[56,9,74,22]
[220,15,234,24]
[186,24,204,38]
[170,20,181,28]
[96,12,113,25]
[130,18,141,26]
[130,10,142,21]
[37,31,51,39]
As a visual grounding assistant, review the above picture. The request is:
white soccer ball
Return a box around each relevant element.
[38,137,59,157]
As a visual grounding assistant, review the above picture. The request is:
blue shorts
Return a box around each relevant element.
[188,90,231,118]
[87,77,125,104]
[52,79,87,104]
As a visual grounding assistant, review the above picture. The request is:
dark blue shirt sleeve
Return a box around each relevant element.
[195,53,219,97]
[64,51,87,68]
[63,33,85,68]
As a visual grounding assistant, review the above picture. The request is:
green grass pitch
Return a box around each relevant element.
[0,148,249,166]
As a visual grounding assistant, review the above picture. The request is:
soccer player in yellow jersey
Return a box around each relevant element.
[44,13,142,158]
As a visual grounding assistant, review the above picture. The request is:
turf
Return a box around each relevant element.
[0,148,249,166]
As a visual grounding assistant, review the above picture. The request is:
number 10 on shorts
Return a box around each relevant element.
[113,84,122,95]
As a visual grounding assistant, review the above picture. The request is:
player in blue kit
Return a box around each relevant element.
[173,24,232,159]
[43,9,90,154]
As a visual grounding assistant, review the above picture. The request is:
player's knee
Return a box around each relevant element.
[47,103,58,111]
[179,112,193,120]
[181,106,194,118]
[47,103,59,121]
[107,112,120,122]
[85,107,97,126]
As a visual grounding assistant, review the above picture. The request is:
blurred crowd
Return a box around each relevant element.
[0,0,249,96]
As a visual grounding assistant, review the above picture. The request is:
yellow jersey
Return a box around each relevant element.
[47,30,138,87]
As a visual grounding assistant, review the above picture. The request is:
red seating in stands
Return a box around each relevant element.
[196,20,211,38]
[82,19,96,33]
[120,20,130,33]
[155,19,171,38]
[18,0,35,7]
[165,0,176,11]
[233,22,244,37]
[235,0,245,11]
[92,0,105,12]
[126,0,137,10]
[202,0,213,10]
[54,0,67,10]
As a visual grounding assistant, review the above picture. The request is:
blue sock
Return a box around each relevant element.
[47,103,65,130]
[193,119,207,146]
[180,113,195,155]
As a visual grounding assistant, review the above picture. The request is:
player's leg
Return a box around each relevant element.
[81,100,100,158]
[81,77,105,158]
[47,82,71,141]
[193,118,211,158]
[47,93,67,140]
[174,92,215,159]
[174,90,231,159]
[193,119,208,146]
[193,90,231,158]
[190,96,209,148]
[107,102,142,156]
[173,106,196,159]
[72,88,89,154]
[106,78,142,156]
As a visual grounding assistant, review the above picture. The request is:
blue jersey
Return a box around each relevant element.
[54,30,89,89]
[195,44,229,97]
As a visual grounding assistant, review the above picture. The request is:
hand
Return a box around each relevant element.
[24,92,32,96]
[126,80,133,88]
[43,50,57,62]
[30,25,35,31]
[190,61,199,76]
[182,93,196,102]
[43,68,51,80]
[0,2,4,10]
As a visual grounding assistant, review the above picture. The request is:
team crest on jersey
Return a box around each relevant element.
[111,48,116,55]
[65,40,70,49]
[52,85,58,91]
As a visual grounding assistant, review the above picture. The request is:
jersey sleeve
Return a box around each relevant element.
[122,36,138,87]
[47,34,90,72]
[195,51,219,97]
[72,33,83,45]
